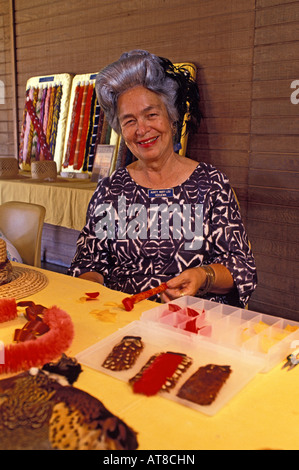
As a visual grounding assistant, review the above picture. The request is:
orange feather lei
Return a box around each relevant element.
[0,298,74,374]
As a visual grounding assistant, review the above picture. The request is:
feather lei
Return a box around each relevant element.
[0,298,74,374]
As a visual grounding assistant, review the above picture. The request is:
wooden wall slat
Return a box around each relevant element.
[252,100,298,117]
[251,135,299,153]
[253,79,297,99]
[248,219,299,244]
[0,1,14,157]
[248,202,299,225]
[249,169,299,190]
[248,187,299,207]
[255,1,299,27]
[254,60,299,81]
[251,117,299,135]
[252,237,299,263]
[254,43,299,65]
[250,153,299,171]
[256,0,298,7]
[254,21,299,45]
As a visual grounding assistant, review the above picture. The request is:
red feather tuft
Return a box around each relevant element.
[0,298,17,323]
[132,352,184,396]
[85,292,100,299]
[168,303,181,312]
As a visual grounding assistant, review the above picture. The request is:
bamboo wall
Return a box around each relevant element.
[0,0,298,319]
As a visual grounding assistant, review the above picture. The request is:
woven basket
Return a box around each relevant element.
[31,160,57,181]
[0,239,13,285]
[0,158,18,178]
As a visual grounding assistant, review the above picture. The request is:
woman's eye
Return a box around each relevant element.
[122,119,135,127]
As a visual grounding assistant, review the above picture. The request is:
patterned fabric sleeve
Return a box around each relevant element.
[202,169,257,307]
[68,178,112,278]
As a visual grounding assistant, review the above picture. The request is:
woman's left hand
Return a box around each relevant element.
[162,267,206,302]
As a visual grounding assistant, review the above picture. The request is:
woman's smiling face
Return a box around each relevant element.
[117,86,175,164]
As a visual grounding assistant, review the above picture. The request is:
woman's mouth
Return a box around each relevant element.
[138,136,159,147]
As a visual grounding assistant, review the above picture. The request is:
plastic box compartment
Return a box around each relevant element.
[76,320,263,416]
[140,297,299,372]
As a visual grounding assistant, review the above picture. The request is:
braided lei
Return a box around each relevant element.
[0,298,74,374]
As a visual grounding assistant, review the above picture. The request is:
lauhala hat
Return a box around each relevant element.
[0,238,48,299]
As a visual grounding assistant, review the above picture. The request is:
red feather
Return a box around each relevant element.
[168,303,181,312]
[0,298,17,322]
[132,352,184,396]
[85,292,100,299]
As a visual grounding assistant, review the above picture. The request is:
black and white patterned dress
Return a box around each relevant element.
[68,163,257,307]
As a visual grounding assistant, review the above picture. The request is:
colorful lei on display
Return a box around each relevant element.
[25,98,53,160]
[0,298,74,374]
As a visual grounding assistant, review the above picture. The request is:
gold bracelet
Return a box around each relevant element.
[198,265,216,296]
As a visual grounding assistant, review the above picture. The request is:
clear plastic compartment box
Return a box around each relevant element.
[76,297,299,416]
[141,297,299,372]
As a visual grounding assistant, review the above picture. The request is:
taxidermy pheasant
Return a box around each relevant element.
[0,355,138,450]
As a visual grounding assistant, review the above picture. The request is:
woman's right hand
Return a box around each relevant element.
[78,271,104,284]
[161,267,207,301]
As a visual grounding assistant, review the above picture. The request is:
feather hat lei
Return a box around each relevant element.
[0,298,74,374]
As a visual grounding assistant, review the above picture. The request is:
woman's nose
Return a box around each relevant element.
[136,118,149,136]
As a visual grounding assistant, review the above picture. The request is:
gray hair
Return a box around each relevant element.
[95,50,179,134]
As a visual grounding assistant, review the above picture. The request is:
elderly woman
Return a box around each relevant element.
[68,50,257,308]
